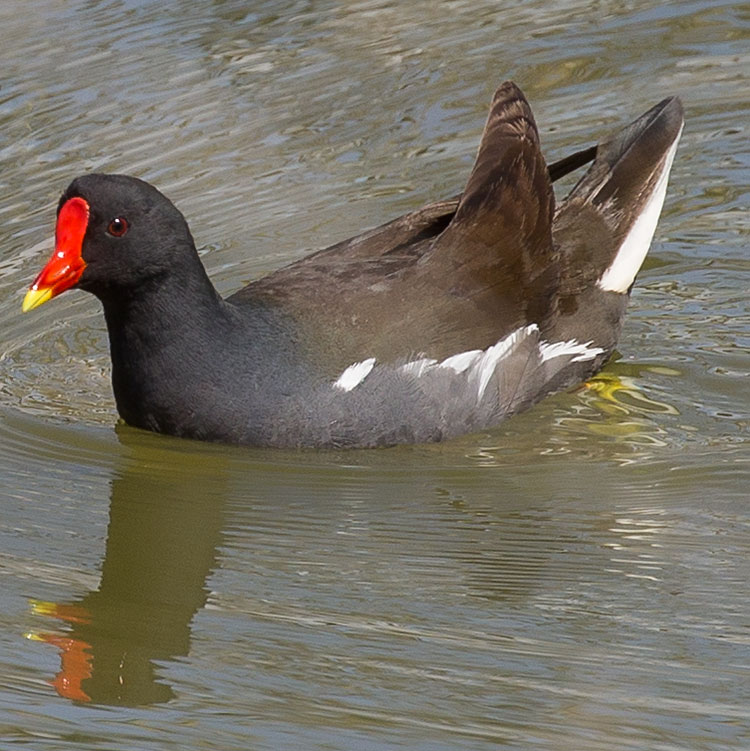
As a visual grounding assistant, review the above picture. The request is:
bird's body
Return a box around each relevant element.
[24,82,683,448]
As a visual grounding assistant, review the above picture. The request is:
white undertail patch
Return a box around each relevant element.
[598,125,683,293]
[334,357,376,391]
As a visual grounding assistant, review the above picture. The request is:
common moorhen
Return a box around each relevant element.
[23,82,683,448]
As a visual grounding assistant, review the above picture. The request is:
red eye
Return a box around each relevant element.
[107,217,129,237]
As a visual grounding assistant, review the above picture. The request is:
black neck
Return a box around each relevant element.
[100,251,228,352]
[98,251,246,439]
[96,250,309,443]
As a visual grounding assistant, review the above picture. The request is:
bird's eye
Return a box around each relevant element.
[107,217,129,237]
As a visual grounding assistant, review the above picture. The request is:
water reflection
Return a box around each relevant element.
[17,355,690,707]
[28,428,228,706]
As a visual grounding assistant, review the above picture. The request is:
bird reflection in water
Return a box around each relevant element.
[26,428,228,705]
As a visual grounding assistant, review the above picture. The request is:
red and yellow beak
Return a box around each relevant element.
[22,196,90,312]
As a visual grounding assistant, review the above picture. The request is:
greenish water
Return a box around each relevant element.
[1,1,748,749]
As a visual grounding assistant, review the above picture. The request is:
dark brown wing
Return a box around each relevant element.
[233,82,559,375]
[427,81,558,333]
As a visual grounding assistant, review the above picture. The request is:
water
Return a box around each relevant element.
[1,0,748,748]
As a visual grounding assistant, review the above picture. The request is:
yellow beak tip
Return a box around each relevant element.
[22,287,53,312]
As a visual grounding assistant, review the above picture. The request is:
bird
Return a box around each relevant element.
[22,81,683,448]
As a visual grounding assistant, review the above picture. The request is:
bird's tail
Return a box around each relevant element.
[556,96,685,296]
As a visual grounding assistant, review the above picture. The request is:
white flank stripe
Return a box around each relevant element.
[598,125,683,293]
[400,357,437,377]
[470,325,538,400]
[397,325,538,401]
[333,357,376,391]
[539,339,604,363]
[440,350,482,374]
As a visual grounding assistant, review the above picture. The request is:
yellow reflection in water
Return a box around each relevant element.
[549,371,681,460]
